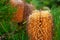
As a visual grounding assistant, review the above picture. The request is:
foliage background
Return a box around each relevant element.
[0,0,60,40]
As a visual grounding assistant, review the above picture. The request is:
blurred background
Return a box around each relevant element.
[0,0,60,40]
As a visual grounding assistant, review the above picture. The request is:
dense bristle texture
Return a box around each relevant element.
[40,10,53,40]
[27,10,53,40]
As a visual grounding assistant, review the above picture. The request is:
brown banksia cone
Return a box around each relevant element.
[27,10,53,40]
[24,3,35,20]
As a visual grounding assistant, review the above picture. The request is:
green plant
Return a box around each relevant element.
[51,6,60,40]
[0,0,28,40]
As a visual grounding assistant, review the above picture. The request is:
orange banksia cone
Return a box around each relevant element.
[27,10,53,40]
[10,0,34,23]
[10,0,24,22]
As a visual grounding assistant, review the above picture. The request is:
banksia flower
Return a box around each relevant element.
[24,3,35,20]
[40,10,53,40]
[10,0,24,22]
[10,0,34,23]
[27,10,53,40]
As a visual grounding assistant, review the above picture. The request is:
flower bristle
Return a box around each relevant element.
[27,10,53,40]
